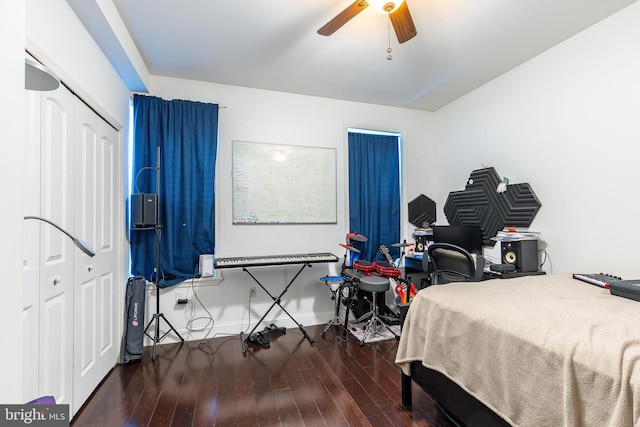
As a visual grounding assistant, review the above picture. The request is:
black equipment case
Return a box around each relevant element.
[120,276,146,363]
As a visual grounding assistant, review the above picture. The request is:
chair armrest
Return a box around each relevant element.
[473,256,486,281]
[421,251,430,272]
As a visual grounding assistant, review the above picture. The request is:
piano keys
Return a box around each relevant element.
[214,252,339,269]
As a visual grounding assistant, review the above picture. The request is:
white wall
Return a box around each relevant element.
[434,2,640,276]
[144,76,436,339]
[26,0,130,128]
[0,1,26,404]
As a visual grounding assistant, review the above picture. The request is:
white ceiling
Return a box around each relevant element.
[68,0,637,111]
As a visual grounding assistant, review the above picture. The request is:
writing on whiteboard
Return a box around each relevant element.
[232,141,337,224]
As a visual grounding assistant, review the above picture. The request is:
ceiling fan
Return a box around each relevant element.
[317,0,417,44]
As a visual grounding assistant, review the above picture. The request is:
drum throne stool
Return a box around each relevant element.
[356,275,400,346]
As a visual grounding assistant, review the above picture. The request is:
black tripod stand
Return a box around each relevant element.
[140,148,184,361]
[143,226,184,361]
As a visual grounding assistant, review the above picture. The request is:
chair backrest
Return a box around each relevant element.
[427,243,485,284]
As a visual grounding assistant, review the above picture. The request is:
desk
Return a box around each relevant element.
[405,253,546,285]
[404,253,424,271]
[483,269,546,280]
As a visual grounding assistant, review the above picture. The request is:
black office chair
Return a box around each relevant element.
[426,243,486,284]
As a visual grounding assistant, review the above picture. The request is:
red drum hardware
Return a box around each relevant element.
[353,259,375,275]
[333,232,370,341]
[344,232,366,267]
[378,244,403,278]
[374,261,402,278]
[339,243,360,253]
[347,232,368,243]
[334,233,407,341]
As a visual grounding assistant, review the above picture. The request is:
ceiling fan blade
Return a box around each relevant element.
[317,1,369,36]
[389,1,417,44]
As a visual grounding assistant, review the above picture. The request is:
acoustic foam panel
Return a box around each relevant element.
[444,167,541,246]
[408,194,436,228]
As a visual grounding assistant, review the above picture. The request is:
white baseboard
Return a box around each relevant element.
[143,310,335,346]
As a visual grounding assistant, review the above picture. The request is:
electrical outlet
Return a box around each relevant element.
[249,287,256,298]
[176,290,188,304]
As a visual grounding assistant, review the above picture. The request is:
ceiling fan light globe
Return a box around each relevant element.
[367,0,404,14]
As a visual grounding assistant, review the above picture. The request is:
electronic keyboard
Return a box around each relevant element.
[572,272,622,288]
[214,252,338,269]
[573,272,640,302]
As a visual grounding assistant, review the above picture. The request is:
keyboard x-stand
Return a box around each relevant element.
[215,253,339,356]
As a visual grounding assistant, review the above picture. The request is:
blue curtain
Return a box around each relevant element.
[348,132,401,262]
[130,95,218,287]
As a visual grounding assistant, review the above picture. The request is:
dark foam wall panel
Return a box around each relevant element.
[408,194,436,228]
[444,167,542,246]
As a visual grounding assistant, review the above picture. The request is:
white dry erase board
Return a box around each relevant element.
[232,140,337,224]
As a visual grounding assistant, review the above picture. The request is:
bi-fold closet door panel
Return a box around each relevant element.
[22,83,120,416]
[23,90,43,404]
[39,87,75,410]
[73,100,119,411]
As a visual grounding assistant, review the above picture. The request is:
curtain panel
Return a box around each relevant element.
[130,95,218,287]
[348,132,401,262]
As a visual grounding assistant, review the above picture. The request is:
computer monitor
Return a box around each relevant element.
[432,225,483,255]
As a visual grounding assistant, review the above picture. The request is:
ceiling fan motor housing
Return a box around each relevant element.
[367,0,404,13]
[319,0,416,44]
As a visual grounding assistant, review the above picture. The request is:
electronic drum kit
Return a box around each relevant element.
[320,232,414,341]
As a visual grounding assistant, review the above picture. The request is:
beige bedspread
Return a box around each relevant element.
[395,273,640,427]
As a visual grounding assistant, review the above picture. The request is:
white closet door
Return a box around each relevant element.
[39,87,75,409]
[73,100,119,411]
[23,80,121,415]
[22,90,41,403]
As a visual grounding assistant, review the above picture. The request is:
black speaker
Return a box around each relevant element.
[131,193,158,227]
[501,240,538,272]
[415,235,428,253]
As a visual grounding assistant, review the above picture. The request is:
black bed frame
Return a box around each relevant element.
[402,361,512,427]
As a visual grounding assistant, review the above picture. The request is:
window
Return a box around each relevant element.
[347,128,402,263]
[128,95,219,287]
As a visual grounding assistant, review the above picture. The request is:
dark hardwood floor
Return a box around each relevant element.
[71,324,451,427]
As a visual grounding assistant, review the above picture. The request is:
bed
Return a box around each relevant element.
[395,273,640,427]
